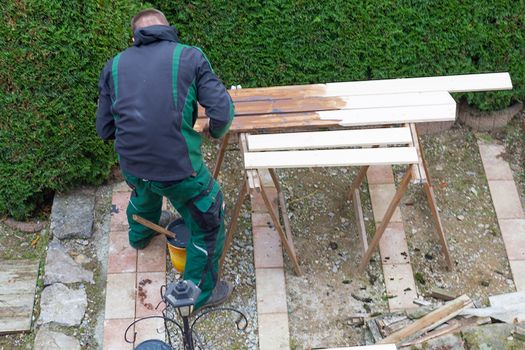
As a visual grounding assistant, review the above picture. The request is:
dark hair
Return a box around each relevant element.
[131,9,169,32]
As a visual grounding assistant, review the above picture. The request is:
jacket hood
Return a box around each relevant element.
[133,25,179,46]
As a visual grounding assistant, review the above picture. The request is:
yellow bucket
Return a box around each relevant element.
[166,218,190,273]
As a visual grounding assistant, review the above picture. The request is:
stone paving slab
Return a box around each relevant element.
[250,172,290,350]
[104,186,169,349]
[367,166,417,311]
[136,272,166,318]
[382,263,418,311]
[105,273,136,320]
[366,165,395,185]
[253,227,284,269]
[250,189,278,214]
[509,260,525,291]
[0,259,39,334]
[255,268,288,314]
[478,140,525,293]
[258,313,290,350]
[368,183,403,223]
[137,235,167,273]
[108,230,137,274]
[478,143,514,181]
[378,223,411,265]
[103,318,134,350]
[498,219,525,260]
[487,180,525,219]
[133,317,166,345]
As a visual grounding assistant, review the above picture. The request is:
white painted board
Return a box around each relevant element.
[247,127,413,151]
[244,147,418,169]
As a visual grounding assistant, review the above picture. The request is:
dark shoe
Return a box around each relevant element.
[195,281,233,313]
[159,210,177,228]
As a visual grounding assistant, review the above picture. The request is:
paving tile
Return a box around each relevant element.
[255,268,288,314]
[368,184,403,223]
[108,230,137,274]
[133,317,166,345]
[378,223,410,265]
[137,234,167,273]
[105,273,136,319]
[499,219,525,260]
[382,263,418,311]
[258,169,277,188]
[251,212,274,228]
[258,313,290,350]
[488,181,524,219]
[114,181,131,193]
[103,318,134,350]
[478,143,514,181]
[253,227,284,268]
[509,260,525,291]
[111,191,130,231]
[367,165,395,185]
[136,272,166,318]
[250,190,278,214]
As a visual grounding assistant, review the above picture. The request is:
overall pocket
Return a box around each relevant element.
[186,181,223,232]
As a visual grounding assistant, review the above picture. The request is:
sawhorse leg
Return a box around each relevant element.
[260,169,302,276]
[219,177,248,275]
[410,123,453,270]
[213,132,231,179]
[358,165,414,272]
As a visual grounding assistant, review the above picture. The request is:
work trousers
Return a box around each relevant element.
[123,163,225,308]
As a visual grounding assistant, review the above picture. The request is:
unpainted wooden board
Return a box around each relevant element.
[247,127,412,151]
[0,259,39,334]
[379,295,472,345]
[244,147,419,169]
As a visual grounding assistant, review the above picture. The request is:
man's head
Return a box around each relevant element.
[131,9,169,32]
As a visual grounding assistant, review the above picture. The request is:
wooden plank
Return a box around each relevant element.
[247,127,412,151]
[229,73,511,102]
[194,102,457,133]
[408,123,426,184]
[322,103,457,126]
[0,259,39,334]
[429,287,457,301]
[244,147,419,169]
[379,295,472,345]
[201,91,455,117]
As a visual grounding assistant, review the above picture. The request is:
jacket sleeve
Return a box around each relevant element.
[96,61,116,141]
[195,50,234,139]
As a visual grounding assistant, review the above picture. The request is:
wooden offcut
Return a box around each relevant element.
[379,295,472,345]
[0,259,40,334]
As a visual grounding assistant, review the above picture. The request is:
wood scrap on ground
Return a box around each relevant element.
[358,291,525,348]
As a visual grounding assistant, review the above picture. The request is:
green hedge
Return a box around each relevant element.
[1,0,524,218]
[154,0,524,110]
[0,1,144,219]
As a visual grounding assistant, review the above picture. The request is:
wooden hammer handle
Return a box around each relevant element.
[132,214,176,239]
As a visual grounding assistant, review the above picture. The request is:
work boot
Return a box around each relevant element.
[195,280,233,313]
[159,210,177,228]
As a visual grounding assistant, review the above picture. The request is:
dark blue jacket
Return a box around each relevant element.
[96,25,234,181]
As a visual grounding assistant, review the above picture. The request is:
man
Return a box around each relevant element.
[96,8,234,310]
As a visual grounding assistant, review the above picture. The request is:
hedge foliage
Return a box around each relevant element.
[1,0,524,218]
[0,1,144,218]
[153,0,524,110]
